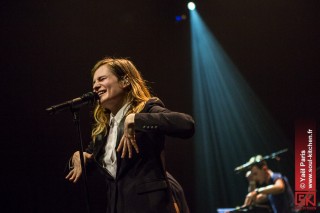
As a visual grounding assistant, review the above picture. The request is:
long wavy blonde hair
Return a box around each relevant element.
[91,57,152,142]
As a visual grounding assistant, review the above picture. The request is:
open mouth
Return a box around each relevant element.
[97,90,106,96]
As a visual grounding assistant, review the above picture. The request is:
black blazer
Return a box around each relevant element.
[86,97,195,213]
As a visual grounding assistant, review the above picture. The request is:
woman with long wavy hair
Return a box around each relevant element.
[66,57,194,213]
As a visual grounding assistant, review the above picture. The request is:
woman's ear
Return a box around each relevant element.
[121,76,130,88]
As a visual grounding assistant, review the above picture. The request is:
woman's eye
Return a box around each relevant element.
[99,77,106,81]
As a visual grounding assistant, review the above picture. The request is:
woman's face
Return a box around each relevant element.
[92,64,127,114]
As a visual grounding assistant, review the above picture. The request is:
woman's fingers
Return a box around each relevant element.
[126,138,132,158]
[130,137,139,154]
[121,139,128,158]
[73,170,81,183]
[65,170,73,179]
[65,167,81,183]
[117,139,124,152]
[117,135,139,158]
[65,151,92,184]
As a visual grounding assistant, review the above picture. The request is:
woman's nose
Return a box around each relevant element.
[93,82,101,91]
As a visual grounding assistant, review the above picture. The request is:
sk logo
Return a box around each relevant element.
[295,192,316,207]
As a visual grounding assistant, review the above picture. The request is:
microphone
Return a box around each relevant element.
[46,92,99,115]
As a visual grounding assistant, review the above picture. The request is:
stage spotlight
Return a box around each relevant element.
[188,2,196,11]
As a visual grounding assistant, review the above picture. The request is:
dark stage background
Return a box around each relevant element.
[1,0,319,212]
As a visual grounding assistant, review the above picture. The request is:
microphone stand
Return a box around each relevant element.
[72,109,91,213]
[262,148,288,160]
[234,148,289,173]
[46,93,97,213]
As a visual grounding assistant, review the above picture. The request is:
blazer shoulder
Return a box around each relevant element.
[142,97,165,112]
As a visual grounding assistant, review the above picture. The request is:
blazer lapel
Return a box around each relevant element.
[115,118,126,177]
[93,129,109,160]
[93,128,117,180]
[116,119,125,146]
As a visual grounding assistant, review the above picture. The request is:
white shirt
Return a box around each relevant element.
[101,103,130,179]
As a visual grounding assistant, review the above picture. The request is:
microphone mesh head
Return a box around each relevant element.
[81,92,99,102]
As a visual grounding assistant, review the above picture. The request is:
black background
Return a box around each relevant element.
[1,0,319,212]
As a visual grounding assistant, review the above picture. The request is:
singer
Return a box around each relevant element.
[65,57,195,213]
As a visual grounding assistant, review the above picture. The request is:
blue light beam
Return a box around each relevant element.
[190,9,287,212]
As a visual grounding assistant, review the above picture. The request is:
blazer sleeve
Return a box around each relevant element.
[134,98,195,139]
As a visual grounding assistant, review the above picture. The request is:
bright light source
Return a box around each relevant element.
[188,2,196,11]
